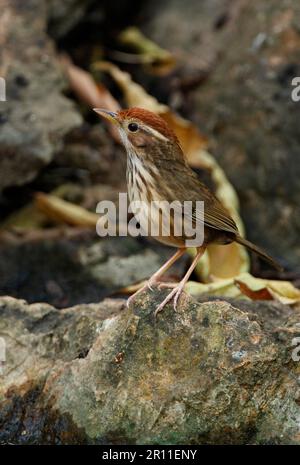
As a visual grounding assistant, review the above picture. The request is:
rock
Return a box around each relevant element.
[55,124,127,186]
[46,0,145,39]
[46,0,96,38]
[143,0,300,270]
[143,0,229,74]
[0,0,82,192]
[0,231,187,307]
[0,293,299,444]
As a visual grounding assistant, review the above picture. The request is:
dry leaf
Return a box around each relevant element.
[186,272,300,305]
[60,55,120,140]
[0,184,84,231]
[118,26,176,75]
[186,278,243,299]
[35,193,99,227]
[119,273,300,305]
[61,55,120,111]
[93,61,167,111]
[235,273,300,305]
[95,61,249,279]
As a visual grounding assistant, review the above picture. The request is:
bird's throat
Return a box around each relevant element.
[126,151,158,204]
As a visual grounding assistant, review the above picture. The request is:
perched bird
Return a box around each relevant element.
[94,107,282,316]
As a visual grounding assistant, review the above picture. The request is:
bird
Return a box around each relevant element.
[94,107,282,317]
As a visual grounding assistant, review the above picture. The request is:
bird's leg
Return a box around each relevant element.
[154,246,206,318]
[147,248,186,289]
[127,248,186,308]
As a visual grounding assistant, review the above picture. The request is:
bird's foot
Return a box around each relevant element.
[127,279,185,316]
[147,277,158,291]
[154,283,185,318]
[126,278,158,308]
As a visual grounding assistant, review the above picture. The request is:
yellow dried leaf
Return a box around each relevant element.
[0,184,83,231]
[94,61,166,111]
[186,272,300,305]
[235,273,300,305]
[118,26,176,75]
[35,193,98,227]
[186,278,242,299]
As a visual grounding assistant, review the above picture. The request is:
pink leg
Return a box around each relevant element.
[154,246,206,318]
[147,248,186,288]
[127,248,186,308]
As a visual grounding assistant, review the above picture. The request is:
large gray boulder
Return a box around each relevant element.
[0,231,186,307]
[0,0,82,192]
[46,0,95,38]
[0,293,299,444]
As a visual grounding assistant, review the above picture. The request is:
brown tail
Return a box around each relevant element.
[235,236,283,272]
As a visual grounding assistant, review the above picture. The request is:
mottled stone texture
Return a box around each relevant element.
[0,232,187,307]
[0,0,82,192]
[0,294,299,444]
[46,0,95,38]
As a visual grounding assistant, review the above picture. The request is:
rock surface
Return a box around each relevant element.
[0,293,299,444]
[46,0,95,38]
[144,0,300,270]
[0,231,187,307]
[0,0,82,192]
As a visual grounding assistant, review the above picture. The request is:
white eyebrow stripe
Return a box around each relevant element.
[141,124,169,142]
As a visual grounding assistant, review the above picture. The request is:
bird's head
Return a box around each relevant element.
[94,107,182,162]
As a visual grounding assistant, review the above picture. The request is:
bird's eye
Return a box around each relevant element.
[128,122,139,132]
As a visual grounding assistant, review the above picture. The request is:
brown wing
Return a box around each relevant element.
[158,159,239,236]
[193,183,238,235]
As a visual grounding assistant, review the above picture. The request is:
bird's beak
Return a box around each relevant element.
[93,108,119,125]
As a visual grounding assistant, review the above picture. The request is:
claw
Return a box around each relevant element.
[147,279,157,291]
[127,279,185,317]
[154,285,181,318]
[126,248,190,313]
[126,293,135,308]
[154,246,206,317]
[126,284,145,308]
[173,285,184,310]
[127,278,158,308]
